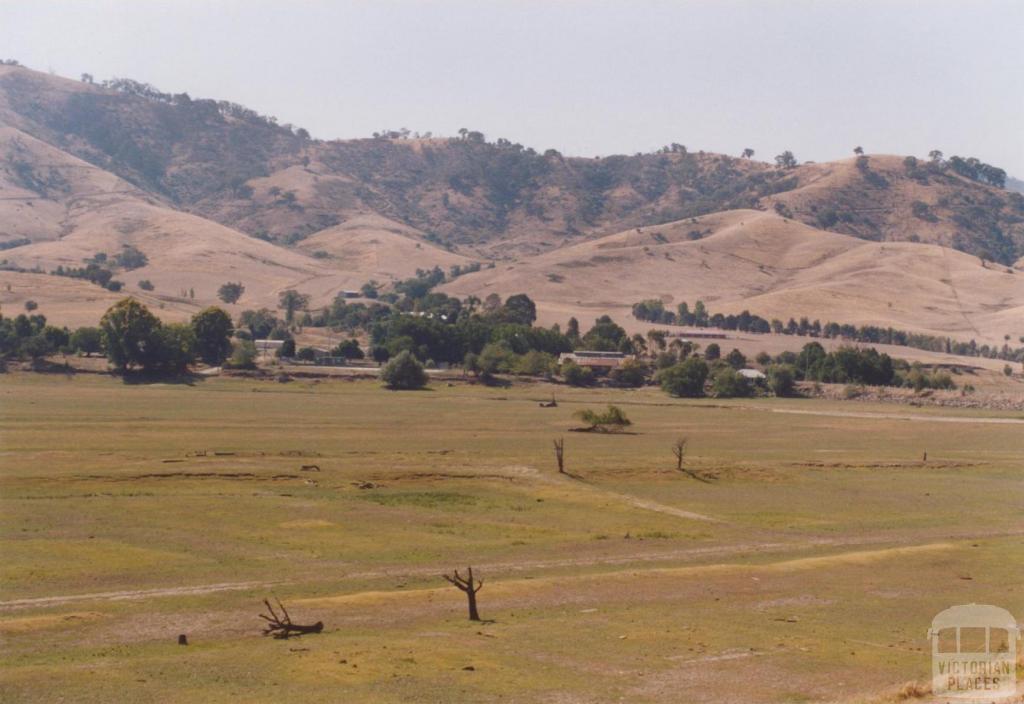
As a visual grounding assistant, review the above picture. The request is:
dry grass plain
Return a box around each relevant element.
[1,373,1022,703]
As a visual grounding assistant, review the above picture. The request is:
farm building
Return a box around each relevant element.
[738,368,767,380]
[254,339,285,355]
[558,351,633,370]
[667,330,728,340]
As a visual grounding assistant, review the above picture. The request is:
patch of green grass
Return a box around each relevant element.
[358,490,479,508]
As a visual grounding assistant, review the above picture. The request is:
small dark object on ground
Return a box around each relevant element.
[177,634,188,645]
[301,464,320,472]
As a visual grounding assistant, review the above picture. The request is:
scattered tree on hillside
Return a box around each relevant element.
[24,300,37,312]
[114,245,148,271]
[742,148,755,159]
[853,146,864,156]
[774,151,797,169]
[278,290,310,323]
[218,282,245,304]
[442,567,483,621]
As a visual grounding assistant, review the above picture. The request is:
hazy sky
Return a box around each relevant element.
[2,0,1022,174]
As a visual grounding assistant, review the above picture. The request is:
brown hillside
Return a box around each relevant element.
[442,210,1024,345]
[2,63,1022,342]
[769,155,1024,264]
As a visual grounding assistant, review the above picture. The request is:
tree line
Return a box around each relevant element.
[632,299,1024,363]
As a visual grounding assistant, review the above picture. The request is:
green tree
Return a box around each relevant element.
[502,294,537,325]
[333,339,364,359]
[278,290,311,323]
[277,338,296,358]
[774,151,797,169]
[767,364,797,396]
[381,350,428,390]
[70,327,103,356]
[561,360,595,386]
[191,307,234,365]
[100,298,162,372]
[725,348,747,369]
[710,367,751,398]
[610,358,649,387]
[150,323,196,373]
[476,342,515,380]
[693,300,708,327]
[574,405,632,432]
[238,308,279,338]
[218,282,245,304]
[226,339,257,369]
[514,350,556,377]
[371,345,390,366]
[657,357,709,397]
[566,317,580,341]
[704,343,721,360]
[114,245,148,270]
[19,334,53,362]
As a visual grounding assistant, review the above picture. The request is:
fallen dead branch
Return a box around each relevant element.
[258,597,323,639]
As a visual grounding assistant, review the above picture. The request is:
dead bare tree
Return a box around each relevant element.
[443,567,483,621]
[258,597,323,639]
[672,437,688,472]
[673,437,711,482]
[553,437,565,474]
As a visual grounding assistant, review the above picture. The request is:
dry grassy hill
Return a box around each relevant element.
[766,155,1024,263]
[1,62,1022,343]
[6,63,1019,262]
[443,210,1024,345]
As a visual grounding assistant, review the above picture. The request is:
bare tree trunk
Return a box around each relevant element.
[673,437,687,472]
[443,566,483,621]
[553,437,565,474]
